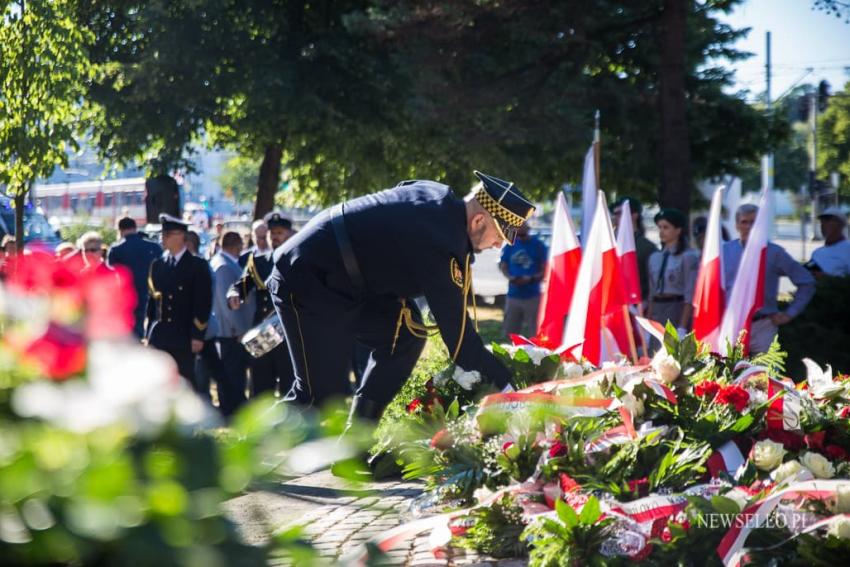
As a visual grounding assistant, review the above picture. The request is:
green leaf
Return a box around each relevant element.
[579,496,601,525]
[664,322,680,356]
[711,495,742,515]
[555,498,579,528]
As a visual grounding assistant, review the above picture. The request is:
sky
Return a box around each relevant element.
[720,0,850,99]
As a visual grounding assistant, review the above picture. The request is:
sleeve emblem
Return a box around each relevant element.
[450,257,464,288]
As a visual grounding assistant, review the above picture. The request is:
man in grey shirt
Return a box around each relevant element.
[208,231,254,417]
[723,204,815,354]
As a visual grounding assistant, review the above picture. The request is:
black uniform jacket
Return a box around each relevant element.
[270,180,511,388]
[145,252,213,351]
[229,249,275,325]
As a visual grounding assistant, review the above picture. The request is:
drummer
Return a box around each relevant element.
[227,211,296,396]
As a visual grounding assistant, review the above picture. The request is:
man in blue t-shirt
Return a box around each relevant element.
[499,224,547,337]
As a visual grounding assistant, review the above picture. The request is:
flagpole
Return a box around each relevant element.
[593,110,601,190]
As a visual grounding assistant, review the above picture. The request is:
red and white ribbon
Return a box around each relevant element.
[717,479,850,567]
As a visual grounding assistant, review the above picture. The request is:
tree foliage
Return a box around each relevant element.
[75,0,777,213]
[0,0,92,248]
[818,81,850,193]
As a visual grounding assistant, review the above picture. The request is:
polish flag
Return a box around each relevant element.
[615,200,642,305]
[537,192,582,346]
[562,190,626,365]
[693,186,726,352]
[580,144,597,248]
[718,188,769,355]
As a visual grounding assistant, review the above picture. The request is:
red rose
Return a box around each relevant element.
[406,398,423,413]
[694,380,721,399]
[839,406,850,419]
[804,431,826,451]
[430,429,453,450]
[548,441,568,458]
[716,385,750,412]
[825,444,849,461]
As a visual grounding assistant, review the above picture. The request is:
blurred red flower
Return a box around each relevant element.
[23,323,86,380]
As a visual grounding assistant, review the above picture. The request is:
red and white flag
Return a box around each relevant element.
[537,192,582,346]
[580,144,597,249]
[562,191,626,365]
[615,200,642,305]
[692,186,726,352]
[718,188,769,355]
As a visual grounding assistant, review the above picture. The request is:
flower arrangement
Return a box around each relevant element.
[368,324,850,566]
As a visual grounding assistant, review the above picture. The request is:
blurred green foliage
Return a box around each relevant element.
[780,276,850,378]
[0,394,333,565]
[58,222,118,247]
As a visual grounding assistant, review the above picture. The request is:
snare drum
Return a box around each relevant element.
[241,314,285,358]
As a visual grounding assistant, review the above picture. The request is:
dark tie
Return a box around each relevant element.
[168,256,176,268]
[656,250,670,294]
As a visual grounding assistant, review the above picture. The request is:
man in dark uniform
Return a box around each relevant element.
[268,171,535,421]
[108,217,162,338]
[145,214,213,384]
[227,212,295,396]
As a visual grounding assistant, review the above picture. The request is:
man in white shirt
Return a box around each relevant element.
[811,207,850,277]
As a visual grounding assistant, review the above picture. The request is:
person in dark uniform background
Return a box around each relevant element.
[108,217,162,338]
[227,212,296,396]
[267,171,535,422]
[145,214,212,385]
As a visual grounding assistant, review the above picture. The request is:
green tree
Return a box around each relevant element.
[0,0,92,249]
[361,0,774,210]
[217,154,263,204]
[818,81,850,194]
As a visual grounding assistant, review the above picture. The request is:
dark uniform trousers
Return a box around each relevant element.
[274,288,425,408]
[230,250,296,397]
[146,253,212,389]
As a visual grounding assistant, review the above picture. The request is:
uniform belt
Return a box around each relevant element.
[652,295,685,303]
[330,203,365,291]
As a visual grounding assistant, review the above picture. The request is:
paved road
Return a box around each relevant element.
[226,470,523,566]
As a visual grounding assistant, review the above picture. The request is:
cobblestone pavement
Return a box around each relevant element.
[226,470,526,566]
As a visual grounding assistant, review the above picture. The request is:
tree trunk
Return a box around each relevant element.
[14,190,26,254]
[657,0,692,216]
[253,145,282,220]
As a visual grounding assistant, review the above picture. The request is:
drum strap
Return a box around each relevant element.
[330,203,366,293]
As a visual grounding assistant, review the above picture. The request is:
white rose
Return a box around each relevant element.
[452,366,482,391]
[652,353,681,384]
[473,486,495,504]
[828,516,850,540]
[772,459,806,483]
[832,486,850,514]
[752,440,787,471]
[562,362,584,381]
[800,451,835,479]
[746,388,768,408]
[433,370,450,388]
[521,345,552,366]
[620,393,645,418]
